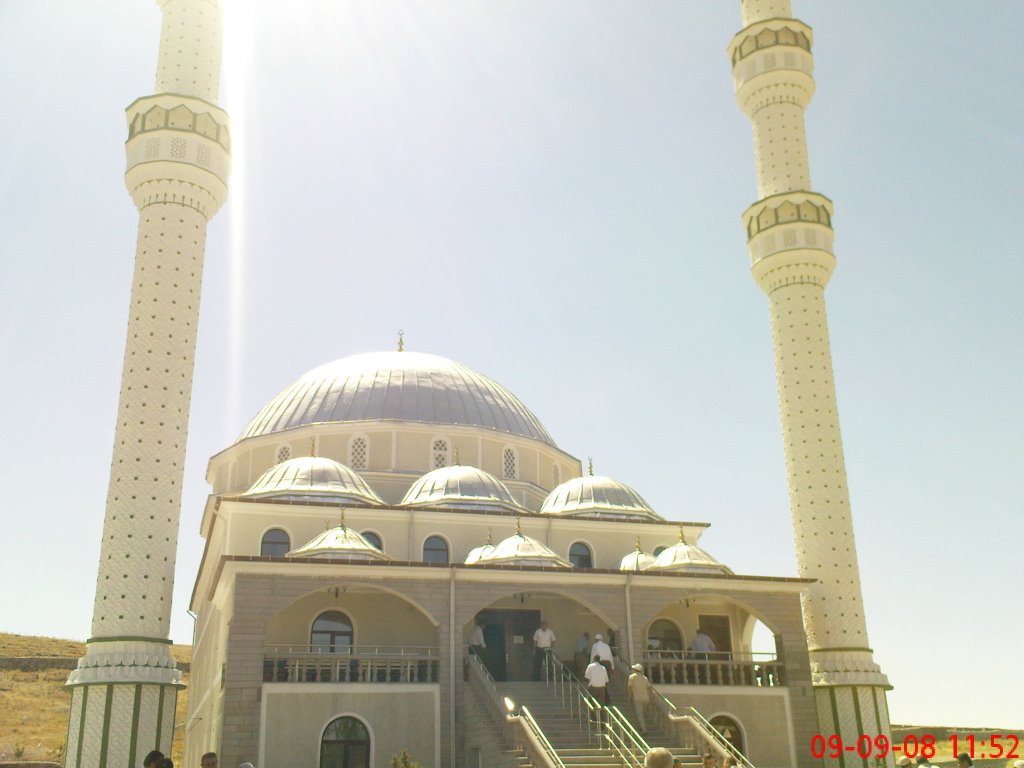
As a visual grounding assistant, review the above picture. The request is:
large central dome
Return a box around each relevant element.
[239,351,555,445]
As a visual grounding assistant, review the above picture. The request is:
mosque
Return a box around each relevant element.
[64,2,895,768]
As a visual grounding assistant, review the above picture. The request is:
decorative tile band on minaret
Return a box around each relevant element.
[728,1,894,763]
[65,1,229,765]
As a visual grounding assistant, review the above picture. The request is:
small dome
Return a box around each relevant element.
[464,543,495,565]
[472,528,570,568]
[287,524,391,561]
[242,456,384,506]
[540,475,660,520]
[647,532,732,575]
[401,465,524,513]
[619,546,657,572]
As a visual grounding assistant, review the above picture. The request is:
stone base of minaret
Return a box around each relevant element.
[65,639,183,767]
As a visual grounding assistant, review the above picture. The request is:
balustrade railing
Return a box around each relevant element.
[642,650,782,687]
[262,644,439,683]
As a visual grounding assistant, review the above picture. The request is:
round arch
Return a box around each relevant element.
[307,609,357,651]
[567,539,596,569]
[458,587,621,634]
[276,582,442,630]
[707,712,747,755]
[258,525,293,557]
[421,532,451,564]
[631,591,786,639]
[318,712,374,768]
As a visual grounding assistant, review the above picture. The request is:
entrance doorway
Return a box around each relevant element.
[476,609,541,681]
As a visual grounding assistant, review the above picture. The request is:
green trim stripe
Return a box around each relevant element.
[828,687,845,768]
[154,685,166,750]
[808,646,873,654]
[851,686,866,768]
[87,635,173,645]
[75,685,89,768]
[128,684,142,768]
[98,685,114,766]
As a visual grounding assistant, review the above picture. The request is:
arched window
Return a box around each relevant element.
[422,535,449,564]
[349,435,368,470]
[260,528,290,557]
[276,444,291,464]
[552,464,560,487]
[311,611,354,653]
[709,715,745,754]
[647,619,683,657]
[431,438,450,469]
[568,542,593,568]
[361,531,383,551]
[320,716,370,768]
[653,545,668,557]
[502,447,517,479]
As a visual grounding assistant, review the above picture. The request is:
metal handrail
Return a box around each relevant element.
[466,652,565,768]
[520,706,568,768]
[602,704,650,768]
[542,651,600,745]
[643,683,754,767]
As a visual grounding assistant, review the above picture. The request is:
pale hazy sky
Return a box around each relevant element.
[1,0,1021,730]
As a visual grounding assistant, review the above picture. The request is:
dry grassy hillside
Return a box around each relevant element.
[0,633,190,765]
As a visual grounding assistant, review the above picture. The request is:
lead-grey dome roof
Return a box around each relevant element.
[400,465,525,513]
[540,475,660,521]
[239,351,555,446]
[241,456,384,506]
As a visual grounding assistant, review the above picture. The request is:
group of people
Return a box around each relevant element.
[142,750,252,768]
[642,747,737,768]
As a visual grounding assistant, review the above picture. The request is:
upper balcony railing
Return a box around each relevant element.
[642,650,783,687]
[263,644,439,684]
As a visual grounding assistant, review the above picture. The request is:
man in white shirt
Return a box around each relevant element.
[584,654,611,720]
[591,632,613,675]
[532,620,556,680]
[690,628,716,683]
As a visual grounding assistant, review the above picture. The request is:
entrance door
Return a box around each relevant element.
[477,609,541,681]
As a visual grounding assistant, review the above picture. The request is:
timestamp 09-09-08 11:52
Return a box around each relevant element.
[810,733,1021,761]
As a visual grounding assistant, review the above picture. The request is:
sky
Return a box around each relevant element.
[1,0,1021,731]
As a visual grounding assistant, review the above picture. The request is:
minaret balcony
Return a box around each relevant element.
[728,19,816,113]
[124,94,231,214]
[742,191,836,289]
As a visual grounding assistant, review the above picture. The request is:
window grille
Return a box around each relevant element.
[503,448,517,479]
[432,438,449,469]
[350,436,368,469]
[276,445,291,463]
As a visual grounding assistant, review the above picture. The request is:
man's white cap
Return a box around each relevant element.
[240,763,255,768]
[594,633,604,640]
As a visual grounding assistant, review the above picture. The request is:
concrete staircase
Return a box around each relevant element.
[499,681,622,768]
[497,678,707,768]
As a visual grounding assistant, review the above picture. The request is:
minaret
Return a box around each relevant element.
[727,1,893,760]
[65,1,229,765]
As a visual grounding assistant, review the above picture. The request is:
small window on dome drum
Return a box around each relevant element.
[261,528,290,557]
[503,447,517,480]
[432,438,450,469]
[276,445,291,464]
[423,535,449,564]
[349,436,368,470]
[552,464,560,487]
[361,531,383,551]
[569,542,593,568]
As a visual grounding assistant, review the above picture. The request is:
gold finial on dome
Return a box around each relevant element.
[515,517,522,536]
[587,457,594,476]
[397,329,405,352]
[678,527,686,544]
[487,527,493,545]
[339,509,347,529]
[636,537,643,552]
[454,446,460,465]
[310,437,316,457]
